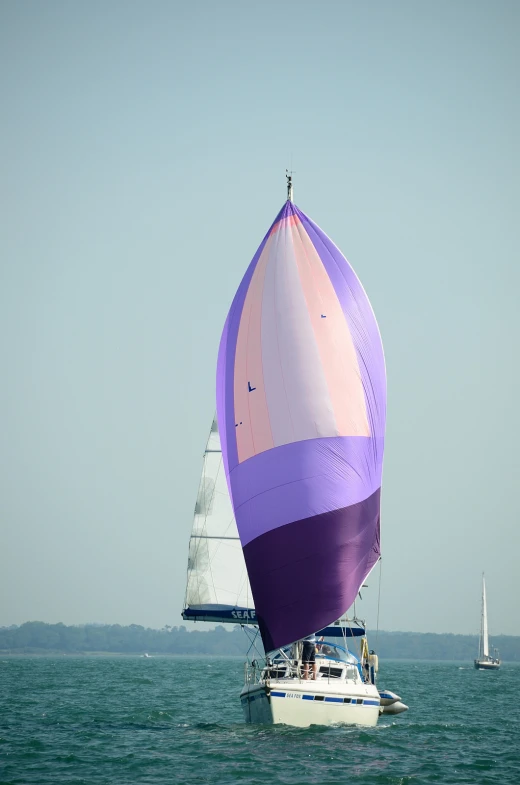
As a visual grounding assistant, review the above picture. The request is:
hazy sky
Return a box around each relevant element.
[1,0,518,636]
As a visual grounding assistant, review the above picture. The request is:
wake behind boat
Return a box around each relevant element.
[474,574,500,670]
[182,175,408,727]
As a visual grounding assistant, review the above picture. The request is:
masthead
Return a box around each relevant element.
[286,169,294,202]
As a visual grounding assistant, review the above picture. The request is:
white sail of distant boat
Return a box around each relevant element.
[182,417,255,624]
[474,574,500,670]
[481,577,489,659]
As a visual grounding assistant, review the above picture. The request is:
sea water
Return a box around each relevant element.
[1,656,518,784]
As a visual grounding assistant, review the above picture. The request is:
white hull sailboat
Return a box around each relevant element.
[182,176,408,727]
[474,574,500,671]
[241,677,381,728]
[241,636,408,727]
[182,418,408,727]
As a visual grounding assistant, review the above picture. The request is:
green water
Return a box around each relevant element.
[1,656,518,784]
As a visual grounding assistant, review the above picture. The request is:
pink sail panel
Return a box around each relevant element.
[216,200,386,652]
[233,214,370,463]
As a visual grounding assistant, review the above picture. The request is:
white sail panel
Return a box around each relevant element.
[481,575,489,658]
[183,418,253,620]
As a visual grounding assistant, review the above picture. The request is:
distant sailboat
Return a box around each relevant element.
[474,574,500,670]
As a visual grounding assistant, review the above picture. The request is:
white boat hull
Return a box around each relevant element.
[474,658,500,670]
[240,681,381,727]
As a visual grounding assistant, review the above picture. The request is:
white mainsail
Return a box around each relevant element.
[481,574,489,658]
[182,417,254,623]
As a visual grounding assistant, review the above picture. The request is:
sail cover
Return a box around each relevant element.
[216,200,386,652]
[183,417,254,624]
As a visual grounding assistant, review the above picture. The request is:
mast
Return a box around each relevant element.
[286,169,293,202]
[481,573,489,658]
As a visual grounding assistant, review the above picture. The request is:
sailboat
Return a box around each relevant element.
[474,574,500,670]
[182,175,408,726]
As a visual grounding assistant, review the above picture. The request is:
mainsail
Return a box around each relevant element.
[182,417,255,625]
[480,574,489,658]
[216,196,386,652]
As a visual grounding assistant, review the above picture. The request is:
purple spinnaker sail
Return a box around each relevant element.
[216,200,386,652]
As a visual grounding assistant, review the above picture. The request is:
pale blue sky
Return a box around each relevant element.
[1,0,518,635]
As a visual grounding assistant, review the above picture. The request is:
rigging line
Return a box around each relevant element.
[375,557,382,651]
[244,626,264,661]
[204,450,222,527]
[345,616,354,655]
[213,454,236,536]
[234,564,250,606]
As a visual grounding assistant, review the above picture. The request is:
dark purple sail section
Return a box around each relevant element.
[216,199,386,652]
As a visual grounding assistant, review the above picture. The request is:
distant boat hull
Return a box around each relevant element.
[240,681,381,728]
[474,658,500,671]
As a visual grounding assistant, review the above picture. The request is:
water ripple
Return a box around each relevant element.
[0,657,518,784]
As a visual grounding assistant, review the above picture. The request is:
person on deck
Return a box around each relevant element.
[301,633,318,680]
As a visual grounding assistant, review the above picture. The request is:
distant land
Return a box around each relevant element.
[1,622,519,661]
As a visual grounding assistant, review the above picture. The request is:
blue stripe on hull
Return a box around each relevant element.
[262,692,379,706]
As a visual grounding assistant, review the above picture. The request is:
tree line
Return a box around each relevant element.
[1,622,519,661]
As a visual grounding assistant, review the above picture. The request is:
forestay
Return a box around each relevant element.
[182,417,255,625]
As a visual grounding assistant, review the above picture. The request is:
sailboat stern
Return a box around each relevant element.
[474,658,501,670]
[239,680,380,728]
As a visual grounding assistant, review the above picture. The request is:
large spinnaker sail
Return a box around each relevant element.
[182,417,255,625]
[217,199,386,652]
